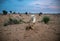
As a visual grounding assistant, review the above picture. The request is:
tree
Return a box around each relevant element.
[3,10,8,15]
[39,12,43,16]
[10,11,12,13]
[13,12,16,14]
[25,12,28,15]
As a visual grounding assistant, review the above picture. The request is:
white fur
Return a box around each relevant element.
[31,15,36,23]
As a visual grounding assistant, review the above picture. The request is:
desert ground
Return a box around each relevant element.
[0,14,60,41]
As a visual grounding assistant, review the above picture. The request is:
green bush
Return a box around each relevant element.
[13,19,20,24]
[8,18,25,24]
[3,18,25,26]
[19,19,25,23]
[42,16,50,24]
[8,18,13,24]
[8,18,20,24]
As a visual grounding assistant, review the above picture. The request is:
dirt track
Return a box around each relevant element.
[0,14,60,41]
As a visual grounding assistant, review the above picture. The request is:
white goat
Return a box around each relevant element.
[27,15,36,30]
[31,15,36,24]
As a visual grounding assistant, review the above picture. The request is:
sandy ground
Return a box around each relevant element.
[0,14,60,41]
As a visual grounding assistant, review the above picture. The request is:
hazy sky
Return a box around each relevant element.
[0,0,60,13]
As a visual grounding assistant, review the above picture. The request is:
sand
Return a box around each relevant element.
[0,14,60,41]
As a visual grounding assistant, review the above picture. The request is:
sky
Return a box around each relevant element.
[0,0,60,13]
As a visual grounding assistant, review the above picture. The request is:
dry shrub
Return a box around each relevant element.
[42,16,50,24]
